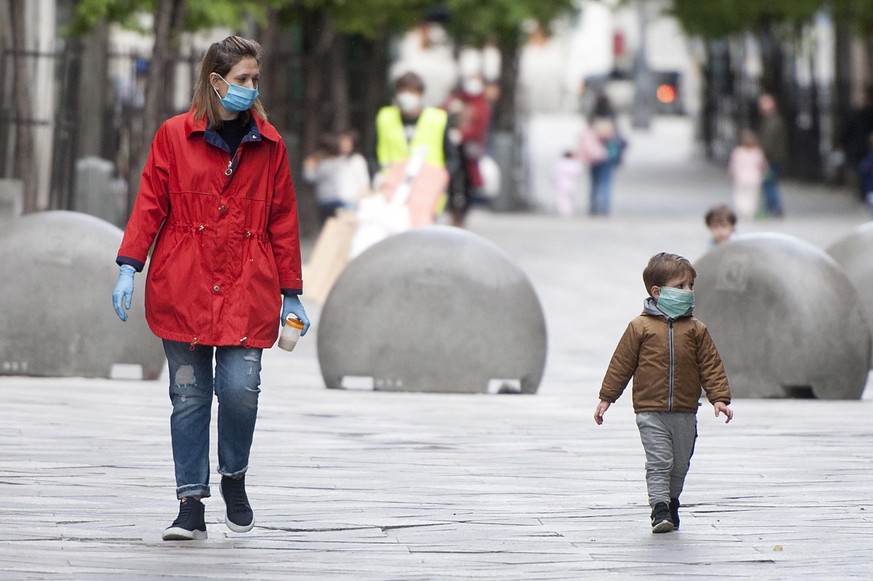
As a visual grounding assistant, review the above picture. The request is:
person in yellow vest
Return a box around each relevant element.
[374,71,459,223]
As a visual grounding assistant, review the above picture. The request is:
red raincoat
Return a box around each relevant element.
[116,110,302,349]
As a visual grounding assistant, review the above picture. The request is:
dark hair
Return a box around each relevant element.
[394,71,426,94]
[705,204,737,227]
[643,253,696,295]
[192,36,266,127]
[590,92,614,120]
[316,133,340,156]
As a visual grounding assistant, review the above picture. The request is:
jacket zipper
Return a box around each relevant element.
[667,319,675,412]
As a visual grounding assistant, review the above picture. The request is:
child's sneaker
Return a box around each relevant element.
[651,502,674,533]
[162,497,207,540]
[221,475,254,532]
[670,498,680,530]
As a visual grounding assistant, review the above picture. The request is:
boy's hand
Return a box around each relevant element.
[714,402,733,424]
[594,400,611,425]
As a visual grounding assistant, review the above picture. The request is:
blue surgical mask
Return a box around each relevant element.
[214,75,259,113]
[656,286,694,319]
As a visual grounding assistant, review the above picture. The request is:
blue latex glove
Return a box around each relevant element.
[112,264,136,322]
[282,295,311,336]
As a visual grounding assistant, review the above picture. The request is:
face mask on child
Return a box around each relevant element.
[656,287,694,319]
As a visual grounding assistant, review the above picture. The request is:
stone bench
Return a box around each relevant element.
[826,223,873,368]
[0,210,164,379]
[317,226,547,394]
[694,233,870,399]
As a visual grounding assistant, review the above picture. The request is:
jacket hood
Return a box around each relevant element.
[643,297,693,320]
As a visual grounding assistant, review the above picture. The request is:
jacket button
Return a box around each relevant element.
[218,204,228,212]
[198,224,205,231]
[244,231,251,238]
[213,285,220,292]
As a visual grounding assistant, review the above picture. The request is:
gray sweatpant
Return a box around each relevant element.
[636,411,698,507]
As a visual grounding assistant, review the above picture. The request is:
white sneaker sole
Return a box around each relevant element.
[162,526,207,541]
[225,515,255,533]
[652,519,674,534]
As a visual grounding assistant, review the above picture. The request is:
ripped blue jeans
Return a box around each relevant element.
[162,340,263,499]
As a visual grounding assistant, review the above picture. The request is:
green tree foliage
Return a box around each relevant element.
[68,0,267,36]
[443,0,577,48]
[669,0,873,39]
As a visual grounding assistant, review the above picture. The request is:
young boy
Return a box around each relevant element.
[704,204,737,246]
[594,252,733,534]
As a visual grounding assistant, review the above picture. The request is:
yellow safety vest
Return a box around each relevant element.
[376,106,447,168]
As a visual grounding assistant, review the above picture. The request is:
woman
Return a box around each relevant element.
[111,36,310,541]
[576,93,623,216]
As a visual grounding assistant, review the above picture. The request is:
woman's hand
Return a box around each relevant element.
[281,295,311,336]
[112,265,136,322]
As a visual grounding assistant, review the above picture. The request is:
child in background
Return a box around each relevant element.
[594,252,733,534]
[552,150,582,217]
[728,129,768,220]
[335,129,371,210]
[303,134,344,225]
[704,204,737,246]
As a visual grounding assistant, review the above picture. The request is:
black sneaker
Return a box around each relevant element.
[221,475,254,533]
[651,502,674,534]
[162,497,207,540]
[670,498,680,530]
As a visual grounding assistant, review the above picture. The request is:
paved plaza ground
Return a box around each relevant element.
[2,117,873,579]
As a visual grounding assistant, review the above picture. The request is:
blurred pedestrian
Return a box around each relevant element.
[757,93,787,217]
[704,204,737,246]
[303,133,345,224]
[445,73,492,227]
[840,86,873,200]
[576,93,625,216]
[111,36,310,541]
[728,128,767,221]
[373,71,458,222]
[552,150,581,217]
[335,129,371,210]
[594,252,732,534]
[857,132,873,216]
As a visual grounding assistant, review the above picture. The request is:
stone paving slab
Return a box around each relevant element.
[2,117,873,579]
[3,375,873,579]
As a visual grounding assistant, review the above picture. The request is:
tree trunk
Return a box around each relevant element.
[10,0,35,213]
[330,31,350,133]
[259,7,283,125]
[126,0,177,219]
[161,1,186,119]
[301,11,333,156]
[0,2,8,177]
[759,21,786,100]
[360,34,388,156]
[494,42,519,132]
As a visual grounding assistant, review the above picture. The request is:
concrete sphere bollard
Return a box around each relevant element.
[317,226,547,394]
[826,223,873,365]
[0,211,164,379]
[695,233,870,399]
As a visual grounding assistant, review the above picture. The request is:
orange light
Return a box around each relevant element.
[656,84,677,104]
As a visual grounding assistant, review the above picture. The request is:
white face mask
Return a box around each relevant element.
[463,78,484,96]
[427,25,447,45]
[396,92,422,113]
